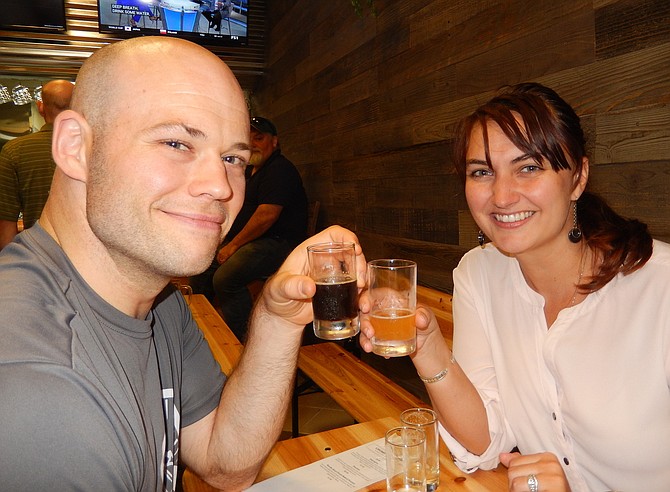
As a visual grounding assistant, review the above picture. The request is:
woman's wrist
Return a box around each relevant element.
[411,332,454,382]
[418,352,456,383]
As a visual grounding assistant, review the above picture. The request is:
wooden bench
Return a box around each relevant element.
[294,286,453,430]
[189,294,243,375]
[188,287,455,423]
[188,294,426,426]
[297,342,425,422]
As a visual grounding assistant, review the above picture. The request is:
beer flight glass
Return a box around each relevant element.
[385,426,426,492]
[367,259,417,356]
[400,408,440,491]
[307,242,360,339]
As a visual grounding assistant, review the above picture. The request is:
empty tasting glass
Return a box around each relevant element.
[401,408,440,492]
[170,278,192,305]
[307,242,359,340]
[367,259,417,356]
[385,426,426,492]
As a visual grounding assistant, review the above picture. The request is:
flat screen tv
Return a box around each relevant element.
[1,0,67,32]
[97,0,248,47]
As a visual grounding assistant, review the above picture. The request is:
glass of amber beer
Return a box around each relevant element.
[367,259,417,356]
[307,242,360,340]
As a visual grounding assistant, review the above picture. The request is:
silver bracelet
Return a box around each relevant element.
[418,355,455,384]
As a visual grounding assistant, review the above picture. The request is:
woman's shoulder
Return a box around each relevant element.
[455,244,519,284]
[645,239,670,271]
[651,239,670,259]
[458,243,512,268]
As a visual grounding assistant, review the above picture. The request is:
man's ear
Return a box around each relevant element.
[52,110,91,183]
[36,100,46,118]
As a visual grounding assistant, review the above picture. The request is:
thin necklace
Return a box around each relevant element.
[569,249,587,307]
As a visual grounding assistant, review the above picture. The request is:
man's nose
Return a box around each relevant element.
[189,155,235,201]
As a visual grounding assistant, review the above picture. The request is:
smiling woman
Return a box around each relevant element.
[375,82,670,492]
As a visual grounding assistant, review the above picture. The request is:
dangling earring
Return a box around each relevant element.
[477,230,485,248]
[568,201,582,243]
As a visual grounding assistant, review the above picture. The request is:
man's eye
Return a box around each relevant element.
[163,140,189,151]
[223,155,247,167]
[521,164,542,173]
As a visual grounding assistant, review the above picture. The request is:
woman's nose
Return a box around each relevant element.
[491,174,519,208]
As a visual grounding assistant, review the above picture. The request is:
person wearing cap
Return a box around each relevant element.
[192,116,308,341]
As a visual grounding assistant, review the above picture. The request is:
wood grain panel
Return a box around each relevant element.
[595,0,670,60]
[589,161,670,242]
[595,105,670,164]
[541,43,670,115]
[453,3,595,98]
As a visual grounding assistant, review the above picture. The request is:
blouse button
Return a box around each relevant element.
[552,412,557,420]
[563,457,570,465]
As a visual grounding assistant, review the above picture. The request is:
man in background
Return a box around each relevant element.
[0,79,74,249]
[193,116,308,341]
[0,36,364,491]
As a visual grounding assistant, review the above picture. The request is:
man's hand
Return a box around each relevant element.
[257,225,366,327]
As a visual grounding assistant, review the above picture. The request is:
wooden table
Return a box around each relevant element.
[182,417,508,491]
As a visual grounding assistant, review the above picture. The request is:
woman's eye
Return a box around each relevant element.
[521,164,542,173]
[470,168,492,178]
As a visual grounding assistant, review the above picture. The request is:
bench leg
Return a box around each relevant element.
[291,369,324,438]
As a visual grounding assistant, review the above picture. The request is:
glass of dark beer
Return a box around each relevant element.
[307,242,359,340]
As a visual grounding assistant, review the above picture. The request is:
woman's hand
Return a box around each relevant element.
[358,296,444,356]
[501,451,571,492]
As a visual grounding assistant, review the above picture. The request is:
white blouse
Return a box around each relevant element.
[440,240,670,491]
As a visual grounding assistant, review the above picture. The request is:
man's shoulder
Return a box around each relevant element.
[263,152,302,180]
[267,151,297,168]
[0,129,52,158]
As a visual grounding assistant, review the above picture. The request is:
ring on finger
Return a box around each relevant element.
[527,473,539,492]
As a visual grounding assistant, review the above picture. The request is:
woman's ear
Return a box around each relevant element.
[571,156,589,200]
[52,109,92,183]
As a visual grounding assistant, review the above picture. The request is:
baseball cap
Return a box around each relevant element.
[250,116,277,136]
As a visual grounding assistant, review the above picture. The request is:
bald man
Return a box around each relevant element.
[0,79,74,249]
[0,37,366,491]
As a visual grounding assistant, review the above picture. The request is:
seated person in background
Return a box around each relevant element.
[0,35,366,491]
[192,116,308,341]
[360,83,670,491]
[0,79,74,250]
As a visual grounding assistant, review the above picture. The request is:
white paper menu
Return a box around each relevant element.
[246,437,386,491]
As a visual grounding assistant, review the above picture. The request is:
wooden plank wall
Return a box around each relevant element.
[253,0,670,293]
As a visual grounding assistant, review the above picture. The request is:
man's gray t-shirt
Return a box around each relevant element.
[0,224,226,491]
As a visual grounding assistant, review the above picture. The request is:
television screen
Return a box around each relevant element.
[97,0,248,46]
[1,0,66,32]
